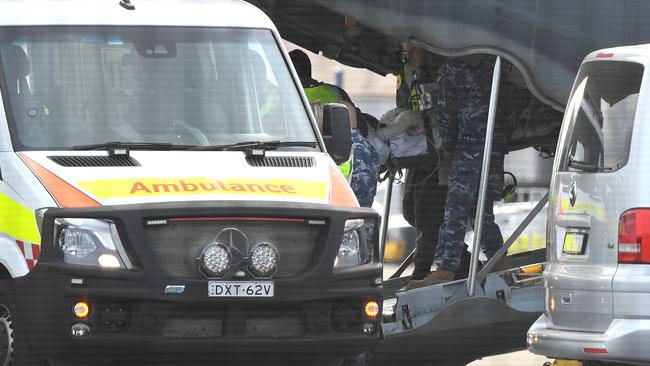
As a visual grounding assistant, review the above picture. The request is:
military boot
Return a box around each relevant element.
[406,267,454,289]
[410,264,432,281]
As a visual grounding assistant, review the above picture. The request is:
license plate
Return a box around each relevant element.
[208,281,274,297]
[563,232,587,255]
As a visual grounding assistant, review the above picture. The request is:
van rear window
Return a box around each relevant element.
[560,61,643,172]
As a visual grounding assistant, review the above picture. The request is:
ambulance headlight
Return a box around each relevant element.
[334,219,371,269]
[54,218,132,269]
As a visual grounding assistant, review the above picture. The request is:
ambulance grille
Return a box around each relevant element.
[246,156,314,168]
[48,155,140,167]
[143,219,323,279]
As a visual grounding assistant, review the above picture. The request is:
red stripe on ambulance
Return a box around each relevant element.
[16,240,40,270]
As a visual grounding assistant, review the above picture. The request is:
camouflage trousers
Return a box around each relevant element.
[434,147,504,272]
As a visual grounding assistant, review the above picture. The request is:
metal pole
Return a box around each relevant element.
[389,249,415,279]
[477,191,549,278]
[378,178,394,263]
[467,56,502,297]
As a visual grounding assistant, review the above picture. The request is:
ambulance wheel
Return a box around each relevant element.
[0,299,47,366]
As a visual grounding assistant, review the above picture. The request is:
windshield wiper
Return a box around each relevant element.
[188,141,318,151]
[71,142,194,151]
[567,157,613,172]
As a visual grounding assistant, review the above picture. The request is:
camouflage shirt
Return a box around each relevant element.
[349,129,381,208]
[436,56,508,153]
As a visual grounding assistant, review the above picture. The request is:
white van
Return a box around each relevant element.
[528,45,650,364]
[0,0,381,364]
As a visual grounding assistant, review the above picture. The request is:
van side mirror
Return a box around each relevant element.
[321,103,352,165]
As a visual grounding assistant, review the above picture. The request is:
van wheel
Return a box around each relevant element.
[0,304,13,366]
[0,300,46,366]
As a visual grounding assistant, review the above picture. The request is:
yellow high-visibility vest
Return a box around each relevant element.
[304,83,353,179]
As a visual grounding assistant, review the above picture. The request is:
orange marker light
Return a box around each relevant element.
[73,301,90,318]
[364,300,380,318]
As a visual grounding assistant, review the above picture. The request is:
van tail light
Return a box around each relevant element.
[583,347,608,354]
[618,209,650,263]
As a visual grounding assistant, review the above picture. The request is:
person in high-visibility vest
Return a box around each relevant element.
[289,49,380,209]
[249,51,284,136]
[291,50,354,181]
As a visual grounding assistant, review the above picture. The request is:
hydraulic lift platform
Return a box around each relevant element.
[369,58,549,365]
[370,192,548,366]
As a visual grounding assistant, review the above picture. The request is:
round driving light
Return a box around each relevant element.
[199,243,231,278]
[248,242,279,278]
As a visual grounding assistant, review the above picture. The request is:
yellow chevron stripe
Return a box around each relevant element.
[0,193,40,244]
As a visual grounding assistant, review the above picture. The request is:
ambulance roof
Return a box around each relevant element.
[0,0,275,30]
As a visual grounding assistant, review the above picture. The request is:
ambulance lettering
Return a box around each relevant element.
[79,178,326,200]
[128,180,299,195]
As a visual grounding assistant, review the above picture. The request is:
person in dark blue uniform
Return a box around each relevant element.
[409,55,508,288]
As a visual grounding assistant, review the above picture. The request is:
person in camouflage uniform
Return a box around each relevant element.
[348,106,381,209]
[408,55,508,288]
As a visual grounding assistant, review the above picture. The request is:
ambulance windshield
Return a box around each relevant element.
[0,27,317,150]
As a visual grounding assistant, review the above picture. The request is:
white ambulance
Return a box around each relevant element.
[0,0,381,364]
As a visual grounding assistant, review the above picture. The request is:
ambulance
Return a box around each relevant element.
[0,0,381,364]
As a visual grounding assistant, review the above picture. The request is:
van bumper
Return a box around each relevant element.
[15,261,382,364]
[13,201,382,364]
[527,314,650,364]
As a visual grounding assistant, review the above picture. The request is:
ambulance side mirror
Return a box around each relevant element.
[321,103,352,165]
